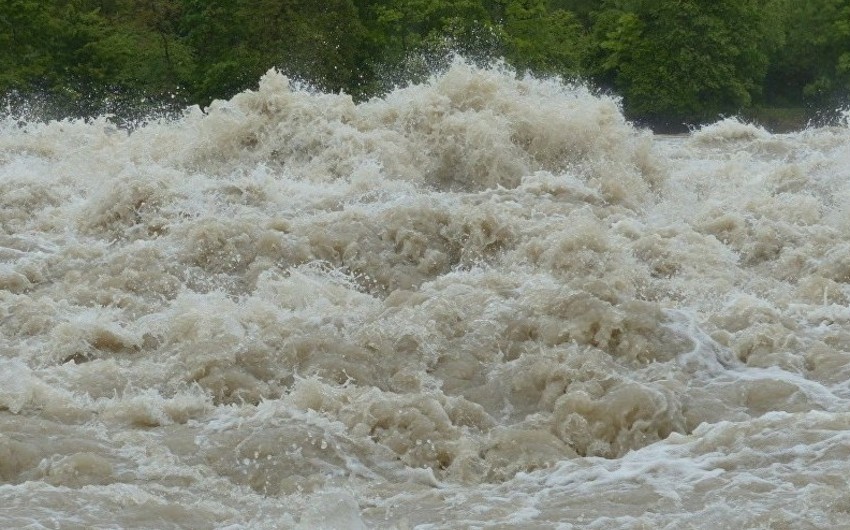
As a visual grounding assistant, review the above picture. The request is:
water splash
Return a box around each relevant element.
[2,61,850,528]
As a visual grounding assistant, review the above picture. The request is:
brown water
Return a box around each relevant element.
[2,62,850,529]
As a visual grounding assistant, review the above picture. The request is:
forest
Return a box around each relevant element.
[2,0,849,130]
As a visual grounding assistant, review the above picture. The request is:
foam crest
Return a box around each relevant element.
[132,60,662,201]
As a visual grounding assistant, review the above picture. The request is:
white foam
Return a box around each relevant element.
[2,62,850,528]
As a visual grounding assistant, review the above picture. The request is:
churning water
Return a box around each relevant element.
[2,62,850,529]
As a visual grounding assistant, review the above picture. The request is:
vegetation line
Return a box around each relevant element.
[1,0,848,130]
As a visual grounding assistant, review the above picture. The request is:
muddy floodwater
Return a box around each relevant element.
[2,62,850,529]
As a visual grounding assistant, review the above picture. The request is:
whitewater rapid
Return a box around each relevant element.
[2,62,850,529]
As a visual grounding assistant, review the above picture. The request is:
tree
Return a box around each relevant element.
[0,0,139,117]
[354,0,502,91]
[180,0,369,103]
[0,0,842,126]
[178,0,257,101]
[764,0,850,108]
[499,0,587,77]
[590,0,787,124]
[0,1,55,91]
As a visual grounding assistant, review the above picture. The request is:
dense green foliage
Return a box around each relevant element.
[1,0,848,127]
[590,0,787,121]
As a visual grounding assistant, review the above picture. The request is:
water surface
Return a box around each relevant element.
[2,63,850,529]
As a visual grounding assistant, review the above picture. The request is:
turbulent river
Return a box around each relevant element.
[2,62,850,529]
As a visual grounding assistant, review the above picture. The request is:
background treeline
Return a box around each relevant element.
[2,0,849,129]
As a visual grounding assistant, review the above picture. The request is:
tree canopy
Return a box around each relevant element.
[1,0,848,128]
[589,0,788,123]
